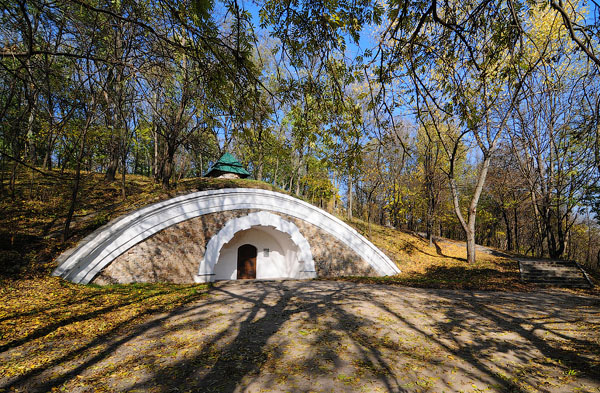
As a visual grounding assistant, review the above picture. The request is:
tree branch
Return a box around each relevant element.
[550,0,600,67]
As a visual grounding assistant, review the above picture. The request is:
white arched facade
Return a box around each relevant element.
[197,212,316,282]
[53,188,400,284]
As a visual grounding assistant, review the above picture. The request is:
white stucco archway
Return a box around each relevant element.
[213,226,306,280]
[196,211,316,282]
[53,188,400,284]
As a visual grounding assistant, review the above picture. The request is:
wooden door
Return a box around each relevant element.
[237,244,257,279]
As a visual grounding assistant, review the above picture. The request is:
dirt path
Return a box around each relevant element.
[3,280,599,392]
[432,236,514,259]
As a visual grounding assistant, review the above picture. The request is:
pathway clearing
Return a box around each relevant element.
[2,280,599,392]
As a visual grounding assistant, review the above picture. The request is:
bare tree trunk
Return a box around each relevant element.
[24,56,39,165]
[449,152,492,263]
[587,214,592,266]
[146,148,151,177]
[153,129,159,180]
[256,160,263,181]
[105,138,119,181]
[10,160,17,199]
[133,144,139,175]
[161,159,172,189]
[273,157,279,186]
[121,154,126,199]
[63,161,81,241]
[103,92,120,182]
[25,95,37,164]
[426,182,434,247]
[42,53,55,171]
[158,140,177,189]
[151,92,159,178]
[0,156,4,197]
[423,141,436,247]
[42,133,54,170]
[198,152,203,177]
[255,121,264,181]
[502,208,512,251]
[347,175,353,220]
[513,207,519,253]
[63,118,91,241]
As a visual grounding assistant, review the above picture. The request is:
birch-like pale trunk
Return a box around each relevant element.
[448,152,492,264]
[347,173,353,220]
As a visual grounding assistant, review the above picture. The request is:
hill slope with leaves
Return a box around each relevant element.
[1,170,282,279]
[0,169,591,292]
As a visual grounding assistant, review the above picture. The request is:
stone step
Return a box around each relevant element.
[522,274,586,279]
[524,267,578,271]
[521,267,582,271]
[518,259,593,288]
[523,282,592,288]
[527,283,591,288]
[520,261,578,267]
[521,263,579,267]
[521,260,578,263]
[523,276,587,282]
[521,268,584,273]
[521,273,588,279]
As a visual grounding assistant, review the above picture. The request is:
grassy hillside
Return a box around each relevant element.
[0,170,282,278]
[0,169,592,292]
[344,218,526,291]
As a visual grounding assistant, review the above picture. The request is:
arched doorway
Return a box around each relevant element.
[237,244,257,279]
[198,212,317,282]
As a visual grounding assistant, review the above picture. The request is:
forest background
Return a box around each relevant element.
[1,0,599,270]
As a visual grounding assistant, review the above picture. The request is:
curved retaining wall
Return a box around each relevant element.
[53,188,400,284]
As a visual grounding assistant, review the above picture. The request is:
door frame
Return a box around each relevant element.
[237,244,257,279]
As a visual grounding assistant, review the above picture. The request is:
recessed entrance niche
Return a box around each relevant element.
[213,225,301,280]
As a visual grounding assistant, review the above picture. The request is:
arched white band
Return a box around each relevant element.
[53,188,400,284]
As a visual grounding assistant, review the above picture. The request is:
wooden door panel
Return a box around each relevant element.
[237,244,257,279]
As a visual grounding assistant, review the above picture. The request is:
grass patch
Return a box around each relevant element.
[339,218,530,291]
[0,276,209,385]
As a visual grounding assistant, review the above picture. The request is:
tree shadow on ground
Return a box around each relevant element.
[3,281,598,392]
[487,249,514,258]
[125,281,405,392]
[0,283,218,392]
[431,238,466,262]
[0,233,46,277]
[368,286,600,392]
[418,264,517,283]
[127,282,598,392]
[349,263,522,290]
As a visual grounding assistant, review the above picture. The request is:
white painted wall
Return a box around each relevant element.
[213,226,300,280]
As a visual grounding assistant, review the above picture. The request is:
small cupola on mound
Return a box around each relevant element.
[204,153,251,179]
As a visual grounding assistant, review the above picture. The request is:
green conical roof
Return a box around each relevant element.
[204,153,251,178]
